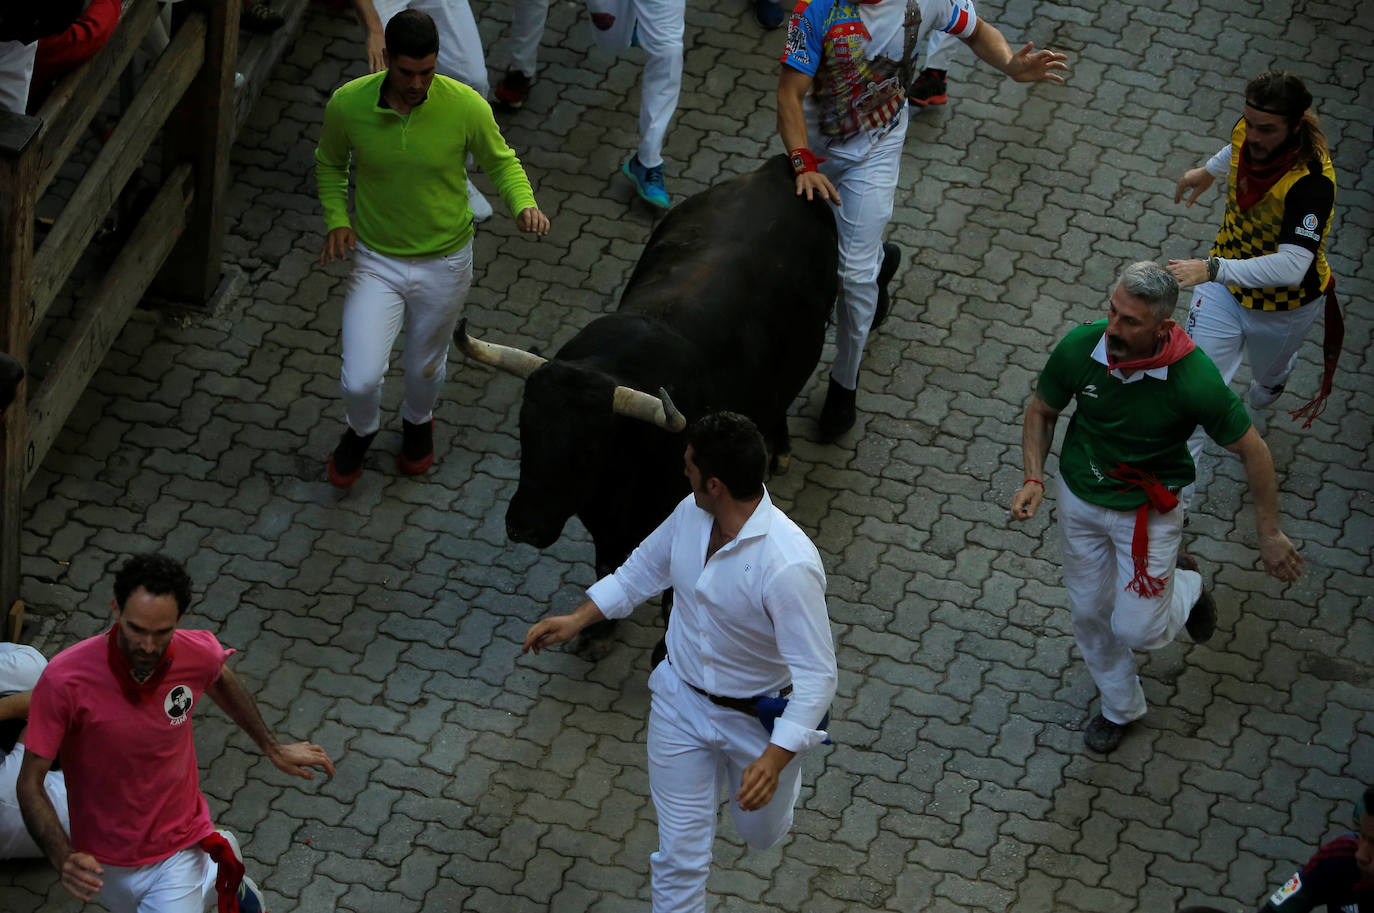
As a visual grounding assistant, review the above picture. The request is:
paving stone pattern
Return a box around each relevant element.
[5,0,1372,910]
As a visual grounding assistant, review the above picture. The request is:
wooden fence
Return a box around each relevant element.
[0,0,241,631]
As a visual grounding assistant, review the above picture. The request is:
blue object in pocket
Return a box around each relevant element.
[755,696,832,745]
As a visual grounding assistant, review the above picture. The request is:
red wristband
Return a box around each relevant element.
[789,147,825,175]
[1024,478,1045,490]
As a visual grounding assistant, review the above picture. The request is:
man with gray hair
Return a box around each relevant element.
[1010,261,1301,754]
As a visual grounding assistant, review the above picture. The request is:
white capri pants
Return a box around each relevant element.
[340,242,474,436]
[816,112,907,390]
[647,659,804,913]
[506,0,550,77]
[632,0,685,169]
[1056,479,1202,726]
[98,829,250,913]
[587,0,685,168]
[1181,281,1322,509]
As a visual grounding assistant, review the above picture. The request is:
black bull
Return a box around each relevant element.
[456,154,838,648]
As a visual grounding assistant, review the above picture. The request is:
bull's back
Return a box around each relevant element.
[619,156,837,399]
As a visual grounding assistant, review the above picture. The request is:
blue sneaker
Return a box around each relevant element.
[622,155,670,209]
[237,874,266,913]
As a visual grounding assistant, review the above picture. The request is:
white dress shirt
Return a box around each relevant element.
[587,489,837,754]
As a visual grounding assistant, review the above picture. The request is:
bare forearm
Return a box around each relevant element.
[1021,408,1057,481]
[207,667,278,755]
[0,689,31,721]
[777,71,812,152]
[19,772,71,868]
[1238,438,1282,537]
[570,599,607,631]
[965,21,1016,75]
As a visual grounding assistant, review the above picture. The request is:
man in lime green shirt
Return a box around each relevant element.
[1010,261,1301,754]
[315,9,549,488]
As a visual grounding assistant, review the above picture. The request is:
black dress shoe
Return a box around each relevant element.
[1083,713,1130,754]
[1177,553,1217,643]
[870,242,903,332]
[819,377,857,441]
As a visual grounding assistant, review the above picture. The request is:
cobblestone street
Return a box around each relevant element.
[3,0,1372,910]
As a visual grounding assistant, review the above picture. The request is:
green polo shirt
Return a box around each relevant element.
[1038,320,1252,511]
[315,72,538,258]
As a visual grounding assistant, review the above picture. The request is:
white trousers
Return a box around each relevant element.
[0,40,36,115]
[0,746,70,860]
[506,0,550,77]
[98,829,248,913]
[632,0,685,168]
[377,0,489,97]
[647,660,804,913]
[1056,480,1201,725]
[817,113,907,389]
[340,242,474,435]
[1180,281,1322,509]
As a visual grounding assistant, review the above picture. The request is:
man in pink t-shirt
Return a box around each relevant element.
[17,553,336,912]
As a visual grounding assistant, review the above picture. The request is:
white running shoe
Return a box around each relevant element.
[467,179,493,223]
[1247,379,1285,408]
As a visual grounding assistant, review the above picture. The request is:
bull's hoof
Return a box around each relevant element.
[574,631,618,661]
[771,452,792,474]
[819,378,857,440]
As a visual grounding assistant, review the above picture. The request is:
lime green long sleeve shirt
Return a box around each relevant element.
[315,72,538,258]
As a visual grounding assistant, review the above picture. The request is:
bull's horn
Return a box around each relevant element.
[453,318,547,378]
[612,385,687,433]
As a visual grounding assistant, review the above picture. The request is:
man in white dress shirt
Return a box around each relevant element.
[524,411,838,913]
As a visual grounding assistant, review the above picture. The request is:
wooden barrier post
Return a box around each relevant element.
[156,0,241,307]
[0,0,231,615]
[0,113,41,617]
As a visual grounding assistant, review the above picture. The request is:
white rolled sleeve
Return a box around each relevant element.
[765,561,837,753]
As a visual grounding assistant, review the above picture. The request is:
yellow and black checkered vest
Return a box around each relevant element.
[1211,119,1335,311]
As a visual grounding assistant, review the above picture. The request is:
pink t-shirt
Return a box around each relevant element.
[26,628,233,866]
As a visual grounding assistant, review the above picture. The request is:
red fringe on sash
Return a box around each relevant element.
[1107,464,1179,598]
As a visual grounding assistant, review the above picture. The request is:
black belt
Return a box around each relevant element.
[668,654,791,717]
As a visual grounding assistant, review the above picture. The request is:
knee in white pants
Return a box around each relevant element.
[340,365,385,400]
[1111,598,1174,651]
[736,805,794,850]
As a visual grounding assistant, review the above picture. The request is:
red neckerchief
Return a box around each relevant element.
[1236,143,1300,212]
[1104,322,1195,374]
[105,625,176,704]
[1106,465,1180,598]
[199,832,247,913]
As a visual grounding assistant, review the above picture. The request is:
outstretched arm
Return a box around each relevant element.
[1223,426,1302,582]
[206,665,336,779]
[777,66,839,204]
[18,748,102,901]
[1010,393,1061,520]
[962,20,1069,83]
[523,599,608,654]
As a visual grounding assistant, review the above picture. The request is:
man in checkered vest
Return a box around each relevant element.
[1166,71,1339,509]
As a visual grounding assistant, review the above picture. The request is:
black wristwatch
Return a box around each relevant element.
[1207,257,1219,282]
